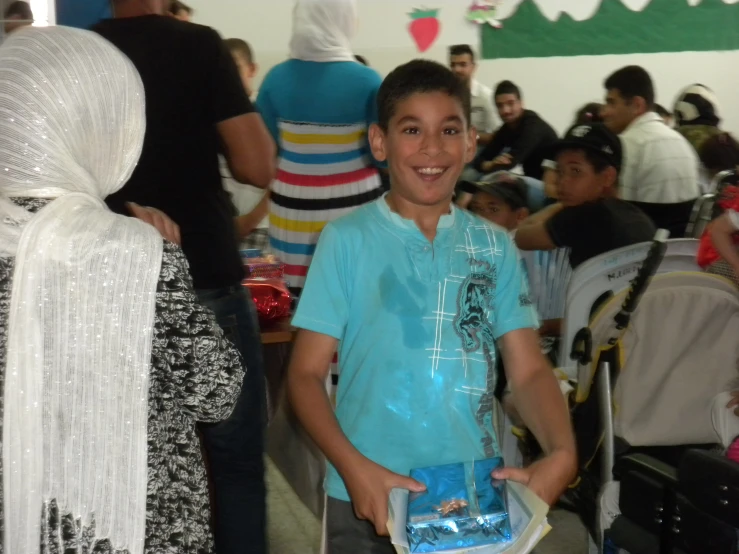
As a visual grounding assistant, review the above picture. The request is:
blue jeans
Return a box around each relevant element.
[196,285,267,554]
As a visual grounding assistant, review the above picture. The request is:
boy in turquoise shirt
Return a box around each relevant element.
[287,60,576,554]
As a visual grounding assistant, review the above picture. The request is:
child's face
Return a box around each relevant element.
[469,191,527,231]
[555,150,614,207]
[231,53,258,95]
[369,92,476,209]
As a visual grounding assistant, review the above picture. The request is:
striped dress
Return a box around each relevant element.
[256,59,384,292]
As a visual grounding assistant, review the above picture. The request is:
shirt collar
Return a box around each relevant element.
[377,193,456,231]
[624,111,663,133]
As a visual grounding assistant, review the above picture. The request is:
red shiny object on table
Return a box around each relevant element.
[243,279,292,325]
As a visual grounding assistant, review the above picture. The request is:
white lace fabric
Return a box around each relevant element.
[0,27,162,554]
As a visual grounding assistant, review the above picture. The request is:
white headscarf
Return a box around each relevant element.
[289,0,358,63]
[0,26,162,554]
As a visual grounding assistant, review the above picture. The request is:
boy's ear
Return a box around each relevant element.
[250,62,259,77]
[515,207,530,225]
[466,126,478,164]
[368,123,387,163]
[601,166,619,196]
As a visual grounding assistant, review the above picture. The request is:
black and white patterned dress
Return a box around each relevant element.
[0,198,245,553]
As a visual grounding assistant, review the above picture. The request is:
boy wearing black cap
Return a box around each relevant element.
[467,173,530,231]
[515,123,655,269]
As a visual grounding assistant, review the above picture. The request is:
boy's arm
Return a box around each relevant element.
[514,203,564,251]
[494,328,577,505]
[710,211,739,274]
[235,191,270,239]
[287,329,425,536]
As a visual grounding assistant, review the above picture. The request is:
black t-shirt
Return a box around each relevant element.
[94,15,254,289]
[474,110,558,180]
[546,198,657,268]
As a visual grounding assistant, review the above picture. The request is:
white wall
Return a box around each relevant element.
[188,0,739,135]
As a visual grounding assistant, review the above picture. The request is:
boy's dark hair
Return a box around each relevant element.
[355,54,369,66]
[580,149,612,174]
[574,103,604,126]
[4,1,32,20]
[377,60,471,131]
[494,80,521,100]
[699,132,739,173]
[224,38,254,64]
[654,103,671,119]
[449,44,475,61]
[604,65,655,109]
[169,0,193,15]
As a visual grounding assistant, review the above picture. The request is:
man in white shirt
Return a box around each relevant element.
[602,65,699,237]
[450,44,496,146]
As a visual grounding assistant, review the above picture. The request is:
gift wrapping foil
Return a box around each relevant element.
[407,457,512,553]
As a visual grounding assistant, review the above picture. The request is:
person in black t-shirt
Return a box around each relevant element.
[473,80,558,180]
[96,2,276,553]
[515,123,656,269]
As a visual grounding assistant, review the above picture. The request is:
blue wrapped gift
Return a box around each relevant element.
[406,457,512,552]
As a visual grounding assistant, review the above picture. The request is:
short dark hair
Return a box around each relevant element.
[699,132,739,173]
[169,0,192,15]
[377,59,471,131]
[449,44,475,62]
[355,55,369,66]
[4,1,32,20]
[604,65,655,109]
[494,80,521,100]
[224,38,254,65]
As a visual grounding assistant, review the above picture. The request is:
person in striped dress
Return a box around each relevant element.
[256,0,384,293]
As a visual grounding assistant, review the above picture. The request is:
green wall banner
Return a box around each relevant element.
[482,0,739,60]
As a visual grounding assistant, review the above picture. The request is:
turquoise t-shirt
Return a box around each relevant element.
[291,196,539,502]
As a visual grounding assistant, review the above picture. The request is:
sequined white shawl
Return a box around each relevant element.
[0,27,161,554]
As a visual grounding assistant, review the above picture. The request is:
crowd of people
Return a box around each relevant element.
[0,0,737,553]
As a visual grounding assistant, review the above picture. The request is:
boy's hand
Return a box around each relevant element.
[492,449,577,506]
[343,458,426,537]
[727,391,739,416]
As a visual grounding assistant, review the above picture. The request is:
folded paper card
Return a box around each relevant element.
[405,458,512,552]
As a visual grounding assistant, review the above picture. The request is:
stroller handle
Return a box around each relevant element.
[613,229,670,330]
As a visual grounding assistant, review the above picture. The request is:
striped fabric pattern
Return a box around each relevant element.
[270,120,383,290]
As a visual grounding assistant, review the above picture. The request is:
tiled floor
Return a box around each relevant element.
[265,459,589,554]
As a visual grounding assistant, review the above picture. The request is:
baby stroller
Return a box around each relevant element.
[564,235,739,551]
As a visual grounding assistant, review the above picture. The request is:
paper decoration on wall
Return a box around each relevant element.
[466,0,503,29]
[482,0,739,60]
[408,8,441,53]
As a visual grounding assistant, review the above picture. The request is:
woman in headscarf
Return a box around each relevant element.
[674,83,722,154]
[256,0,384,294]
[0,26,243,553]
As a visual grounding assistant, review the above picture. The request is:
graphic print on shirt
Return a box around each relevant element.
[453,256,499,458]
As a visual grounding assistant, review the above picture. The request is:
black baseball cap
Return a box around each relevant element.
[549,123,623,172]
[465,172,529,210]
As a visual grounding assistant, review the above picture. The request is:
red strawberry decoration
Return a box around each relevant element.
[408,8,441,53]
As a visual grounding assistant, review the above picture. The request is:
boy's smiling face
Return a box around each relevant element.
[370,91,476,208]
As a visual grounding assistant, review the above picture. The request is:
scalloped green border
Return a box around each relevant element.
[482,0,739,59]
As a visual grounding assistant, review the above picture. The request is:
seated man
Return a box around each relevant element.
[515,123,656,271]
[473,80,558,181]
[603,66,700,237]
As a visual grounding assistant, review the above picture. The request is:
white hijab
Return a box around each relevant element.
[289,0,358,63]
[0,26,161,554]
